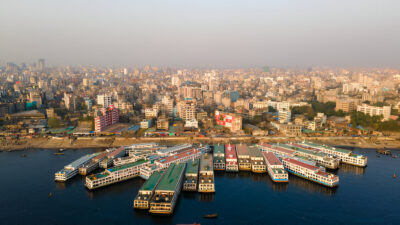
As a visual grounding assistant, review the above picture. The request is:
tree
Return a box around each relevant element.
[311,101,336,116]
[292,106,316,120]
[47,117,61,128]
[268,106,276,113]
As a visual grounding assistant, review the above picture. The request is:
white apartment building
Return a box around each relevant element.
[97,94,112,108]
[357,104,391,121]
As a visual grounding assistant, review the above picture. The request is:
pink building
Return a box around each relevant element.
[95,106,119,132]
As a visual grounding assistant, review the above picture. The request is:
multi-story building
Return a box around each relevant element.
[97,94,112,108]
[215,111,242,132]
[278,110,291,123]
[335,98,357,112]
[179,85,202,99]
[94,107,119,132]
[63,92,76,111]
[177,100,196,121]
[162,96,174,116]
[145,107,158,119]
[29,92,42,107]
[357,104,391,121]
[157,116,169,130]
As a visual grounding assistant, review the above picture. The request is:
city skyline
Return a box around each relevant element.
[1,0,400,68]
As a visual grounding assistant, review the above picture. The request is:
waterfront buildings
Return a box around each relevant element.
[94,107,119,132]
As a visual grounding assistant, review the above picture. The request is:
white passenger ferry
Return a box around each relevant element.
[299,142,368,167]
[55,153,98,181]
[282,157,339,187]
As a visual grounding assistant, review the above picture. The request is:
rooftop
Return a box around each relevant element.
[248,146,263,158]
[236,144,250,156]
[262,152,282,166]
[157,163,186,191]
[186,159,199,175]
[140,171,163,191]
[213,144,225,155]
[200,154,213,172]
[283,157,318,171]
[107,159,147,173]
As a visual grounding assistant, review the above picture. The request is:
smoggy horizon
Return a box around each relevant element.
[1,0,399,68]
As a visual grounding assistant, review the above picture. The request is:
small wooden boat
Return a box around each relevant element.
[54,152,64,155]
[204,213,218,219]
[48,192,53,198]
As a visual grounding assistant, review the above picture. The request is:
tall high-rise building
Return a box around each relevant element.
[97,94,112,108]
[177,100,196,121]
[38,59,45,71]
[29,92,42,107]
[162,96,174,116]
[63,92,76,111]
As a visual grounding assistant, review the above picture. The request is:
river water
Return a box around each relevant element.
[0,147,399,225]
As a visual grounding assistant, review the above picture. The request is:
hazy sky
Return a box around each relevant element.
[1,0,399,68]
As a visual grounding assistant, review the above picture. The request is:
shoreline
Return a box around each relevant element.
[1,136,399,151]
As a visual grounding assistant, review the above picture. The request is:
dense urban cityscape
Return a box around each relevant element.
[2,1,400,224]
[1,60,400,148]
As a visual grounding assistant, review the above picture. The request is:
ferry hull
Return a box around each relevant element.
[266,170,288,183]
[342,161,367,167]
[287,169,338,188]
[86,174,139,190]
[133,201,150,210]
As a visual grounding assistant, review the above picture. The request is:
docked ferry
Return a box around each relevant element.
[79,151,109,175]
[262,152,288,182]
[278,143,340,170]
[198,154,215,193]
[282,157,339,187]
[55,153,98,182]
[299,142,368,167]
[213,144,226,170]
[134,171,163,209]
[183,159,199,191]
[236,144,252,171]
[149,163,186,214]
[155,148,202,169]
[85,159,150,190]
[249,146,266,173]
[225,144,239,172]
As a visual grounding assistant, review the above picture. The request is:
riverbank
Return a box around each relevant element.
[1,136,399,151]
